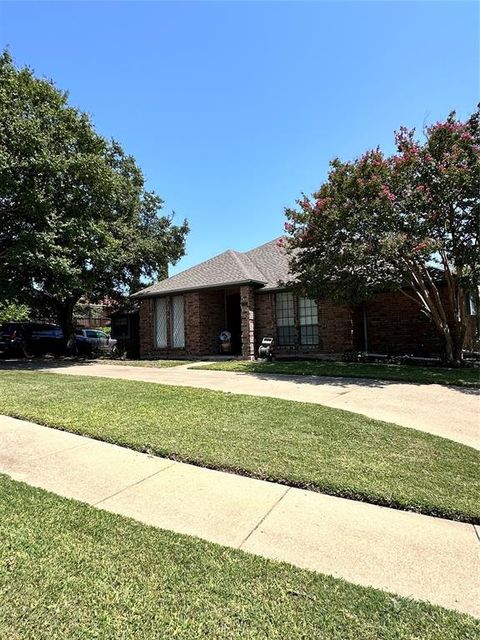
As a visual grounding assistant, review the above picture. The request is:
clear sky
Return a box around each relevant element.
[1,1,478,275]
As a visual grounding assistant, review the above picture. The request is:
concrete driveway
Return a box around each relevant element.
[5,360,479,449]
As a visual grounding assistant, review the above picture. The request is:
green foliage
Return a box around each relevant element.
[284,108,480,363]
[0,51,188,333]
[98,326,110,335]
[0,301,30,323]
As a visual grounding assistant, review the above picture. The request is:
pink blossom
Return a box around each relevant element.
[414,242,429,251]
[301,198,312,211]
[284,222,294,233]
[382,186,396,202]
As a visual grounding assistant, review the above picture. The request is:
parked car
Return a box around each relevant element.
[74,328,116,355]
[0,321,64,357]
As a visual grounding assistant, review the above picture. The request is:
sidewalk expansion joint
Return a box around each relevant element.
[93,461,177,507]
[28,441,91,462]
[238,486,291,550]
[474,524,480,544]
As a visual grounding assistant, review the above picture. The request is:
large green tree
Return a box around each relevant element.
[283,108,480,364]
[0,51,188,341]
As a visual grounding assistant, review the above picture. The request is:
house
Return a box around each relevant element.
[131,238,478,360]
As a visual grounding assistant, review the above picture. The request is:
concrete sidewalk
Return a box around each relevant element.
[1,414,478,617]
[21,360,480,449]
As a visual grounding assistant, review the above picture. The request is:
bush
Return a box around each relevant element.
[0,302,30,323]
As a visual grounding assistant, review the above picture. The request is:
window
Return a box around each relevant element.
[155,298,168,348]
[154,296,185,349]
[276,292,295,346]
[86,330,98,338]
[299,297,319,345]
[275,293,319,347]
[171,295,185,348]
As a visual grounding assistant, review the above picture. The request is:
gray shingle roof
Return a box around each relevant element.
[131,238,290,297]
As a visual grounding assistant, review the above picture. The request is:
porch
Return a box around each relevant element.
[139,284,257,359]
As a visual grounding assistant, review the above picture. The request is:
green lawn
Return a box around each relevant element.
[191,359,480,388]
[1,371,478,523]
[97,359,193,368]
[1,475,478,640]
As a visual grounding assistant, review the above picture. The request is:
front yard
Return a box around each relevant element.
[1,475,478,640]
[191,359,480,388]
[1,371,478,523]
[97,359,193,368]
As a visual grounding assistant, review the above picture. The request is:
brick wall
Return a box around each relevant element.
[138,297,155,356]
[254,292,354,357]
[360,288,478,356]
[254,292,275,352]
[195,290,225,355]
[138,290,226,358]
[139,286,476,359]
[240,285,255,358]
[319,302,355,353]
[362,290,442,356]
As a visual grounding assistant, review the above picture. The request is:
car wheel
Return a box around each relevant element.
[20,344,34,359]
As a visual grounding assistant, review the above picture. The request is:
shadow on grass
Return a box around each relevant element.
[190,366,480,395]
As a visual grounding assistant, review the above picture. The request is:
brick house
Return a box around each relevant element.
[132,238,478,360]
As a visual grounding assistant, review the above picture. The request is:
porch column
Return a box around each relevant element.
[240,285,255,359]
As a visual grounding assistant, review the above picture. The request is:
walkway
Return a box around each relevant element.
[1,415,478,617]
[17,360,480,449]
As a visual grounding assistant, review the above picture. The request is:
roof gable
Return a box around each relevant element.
[131,245,279,297]
[244,238,290,290]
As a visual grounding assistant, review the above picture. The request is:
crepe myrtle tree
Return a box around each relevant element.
[283,107,480,365]
[0,51,188,344]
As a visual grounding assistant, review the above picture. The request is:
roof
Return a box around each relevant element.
[131,238,291,298]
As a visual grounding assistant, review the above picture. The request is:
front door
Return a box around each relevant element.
[225,293,241,355]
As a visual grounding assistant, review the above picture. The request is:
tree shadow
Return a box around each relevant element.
[0,356,102,372]
[220,369,480,395]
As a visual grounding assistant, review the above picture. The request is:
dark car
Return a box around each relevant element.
[0,321,65,357]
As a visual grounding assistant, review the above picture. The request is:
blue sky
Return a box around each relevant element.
[1,1,478,275]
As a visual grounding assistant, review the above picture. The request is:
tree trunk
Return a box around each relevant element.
[403,259,467,366]
[56,298,78,355]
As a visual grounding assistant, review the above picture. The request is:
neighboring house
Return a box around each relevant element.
[131,238,478,359]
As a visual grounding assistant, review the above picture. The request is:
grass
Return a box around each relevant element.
[0,371,478,523]
[1,475,478,639]
[96,359,193,368]
[191,359,480,388]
